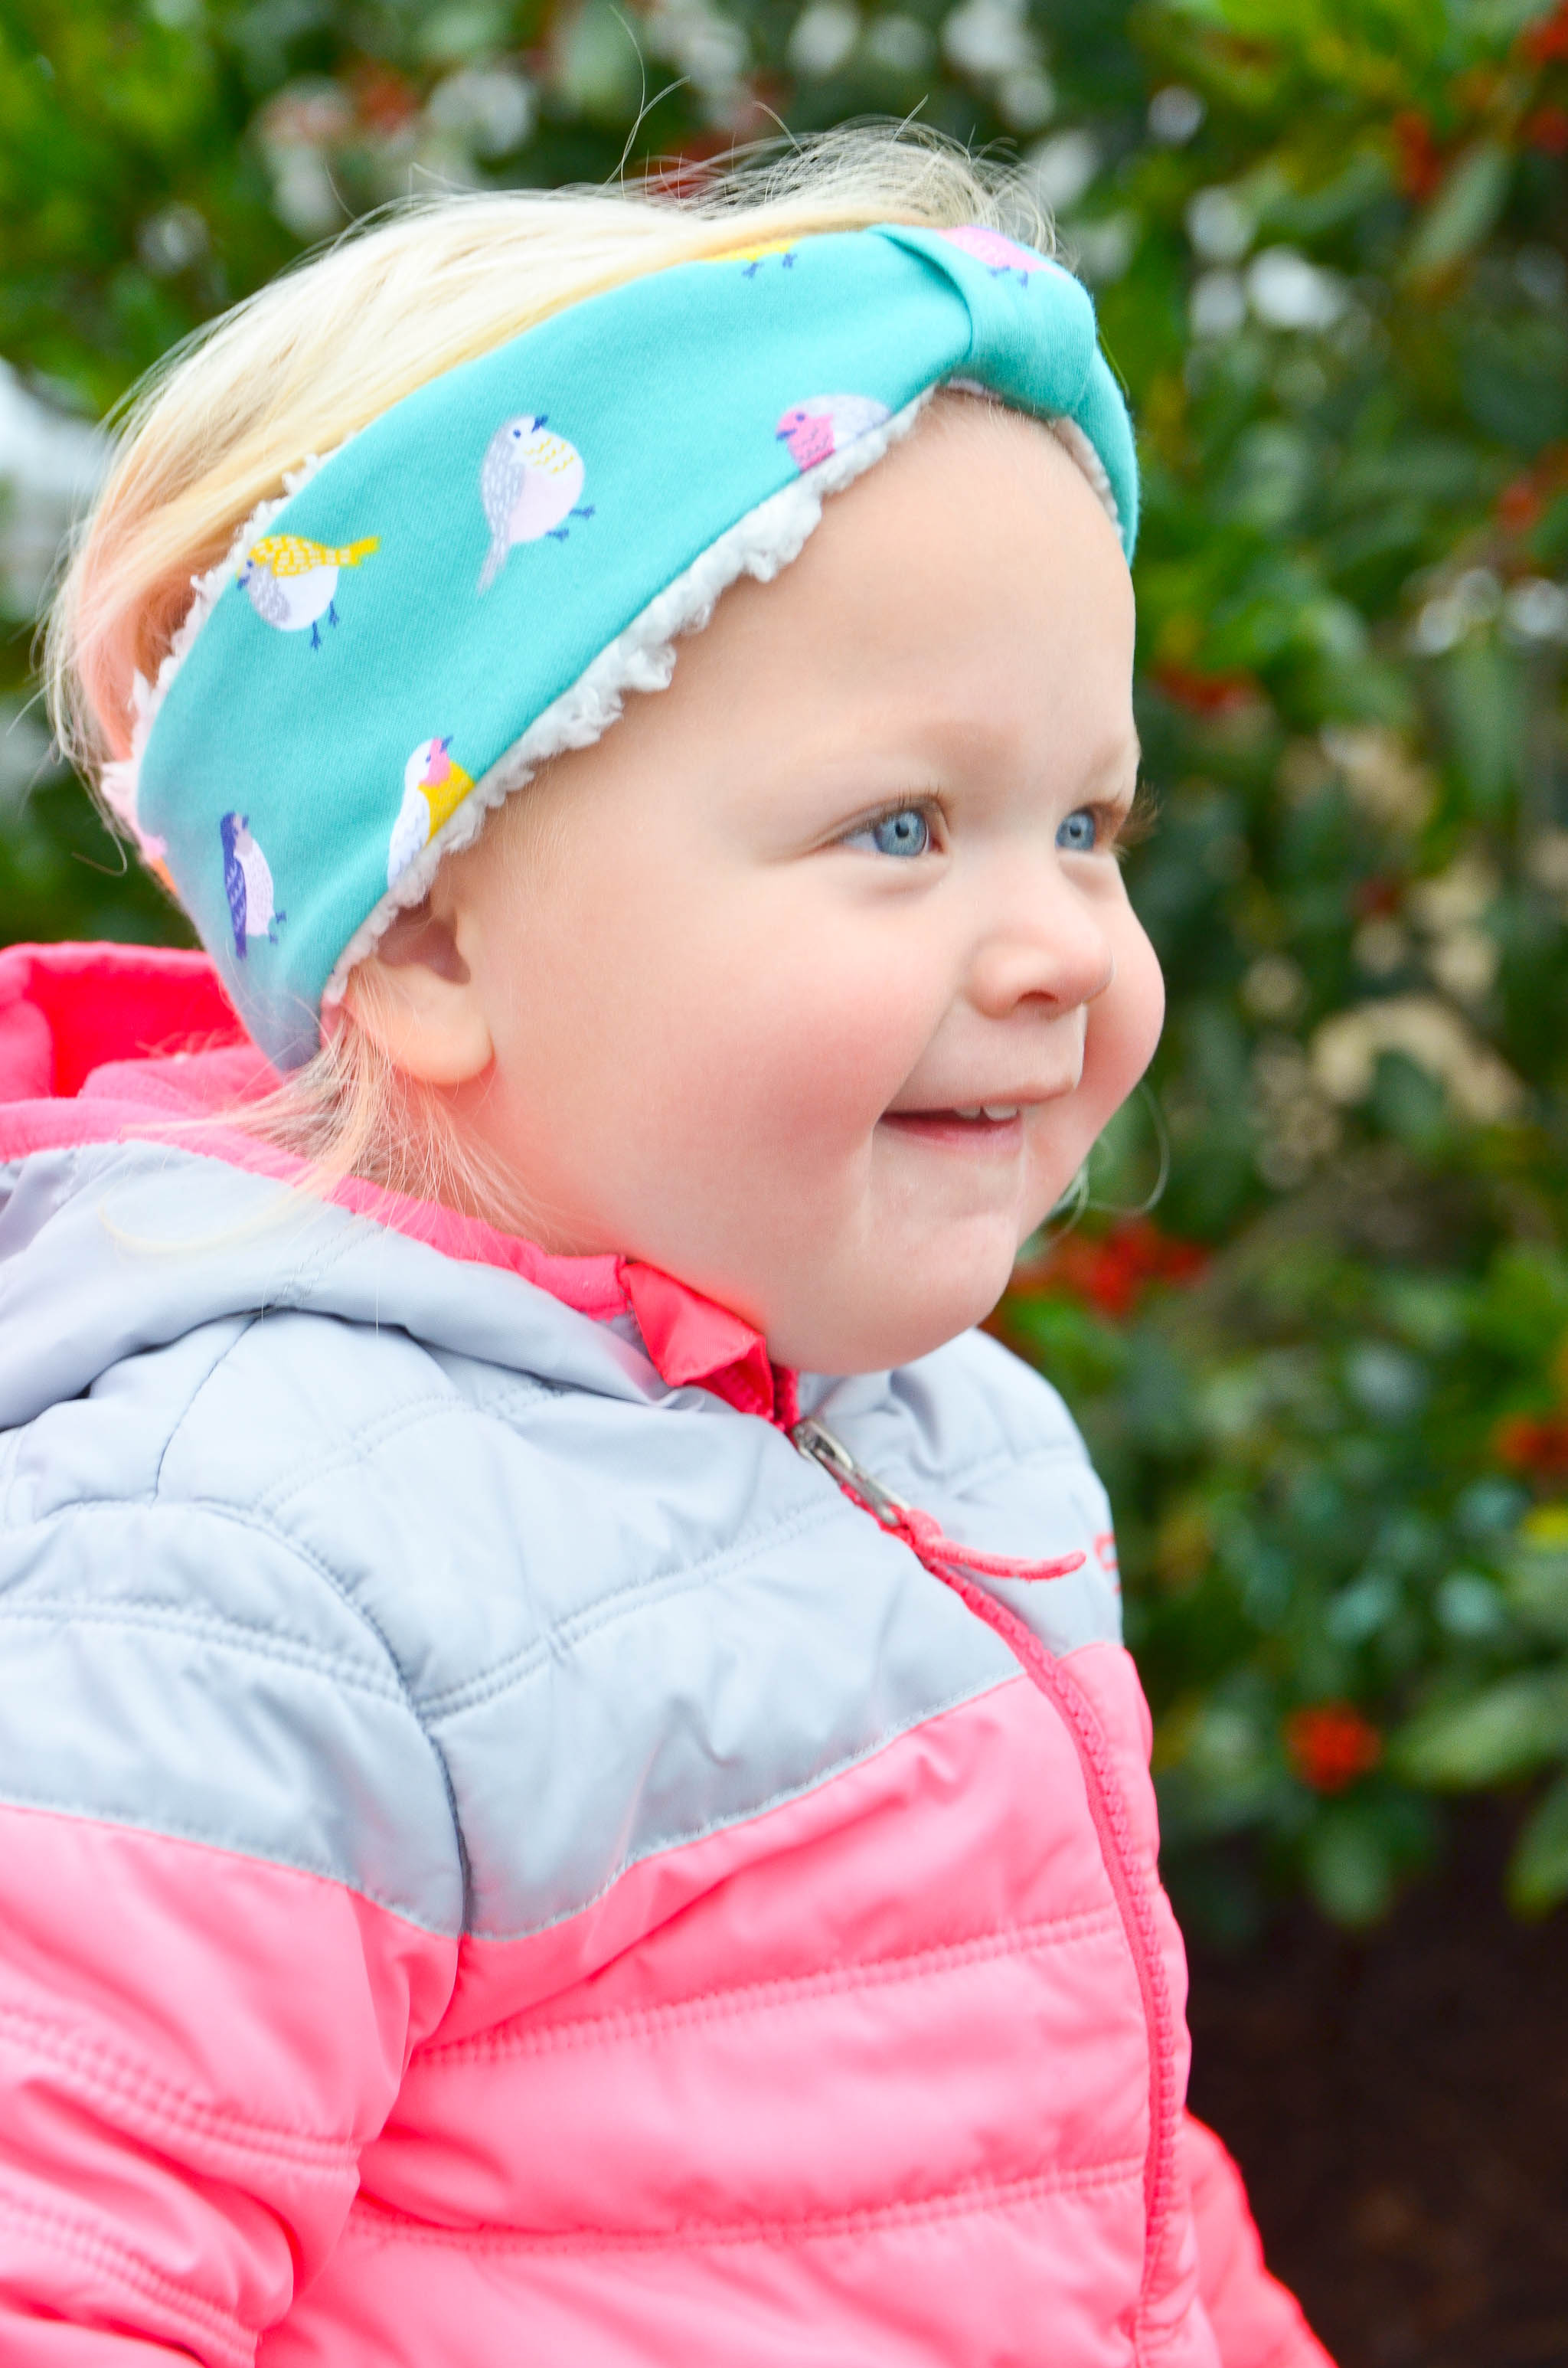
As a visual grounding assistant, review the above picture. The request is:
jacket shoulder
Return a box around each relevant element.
[0,1309,466,1930]
[933,1323,1101,1464]
[814,1323,1106,1500]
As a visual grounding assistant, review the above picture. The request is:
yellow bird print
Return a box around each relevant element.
[705,237,798,276]
[238,533,379,648]
[387,738,475,889]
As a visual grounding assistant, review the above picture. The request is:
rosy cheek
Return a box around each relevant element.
[1088,921,1165,1109]
[701,954,924,1148]
[751,1027,901,1156]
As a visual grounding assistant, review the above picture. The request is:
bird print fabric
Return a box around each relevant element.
[129,221,1137,1071]
[238,535,379,648]
[705,238,798,276]
[387,738,475,889]
[938,226,1058,285]
[219,813,285,960]
[478,415,593,592]
[775,394,893,474]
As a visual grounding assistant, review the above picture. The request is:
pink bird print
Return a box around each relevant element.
[938,225,1061,286]
[775,394,892,474]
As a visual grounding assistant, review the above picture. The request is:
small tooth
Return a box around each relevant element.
[953,1107,983,1120]
[983,1104,1019,1121]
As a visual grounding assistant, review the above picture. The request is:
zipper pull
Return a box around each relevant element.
[791,1412,1088,1589]
[789,1415,910,1532]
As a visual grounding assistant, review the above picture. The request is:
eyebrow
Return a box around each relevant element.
[1082,731,1143,796]
[895,714,1144,780]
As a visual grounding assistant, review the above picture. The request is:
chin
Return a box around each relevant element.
[779,1256,1018,1378]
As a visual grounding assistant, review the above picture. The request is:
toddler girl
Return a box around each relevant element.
[1,130,1331,2366]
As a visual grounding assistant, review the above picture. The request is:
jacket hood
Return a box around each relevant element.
[0,941,788,1434]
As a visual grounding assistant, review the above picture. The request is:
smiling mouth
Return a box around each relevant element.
[879,1107,1026,1148]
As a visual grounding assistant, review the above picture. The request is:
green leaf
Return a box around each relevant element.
[1404,142,1512,283]
[1504,1545,1568,1644]
[1390,1670,1568,1788]
[1508,1768,1568,1917]
[1439,635,1525,818]
[1303,1800,1396,1927]
[550,0,646,123]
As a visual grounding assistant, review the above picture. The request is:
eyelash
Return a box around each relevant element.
[842,800,943,855]
[841,781,1159,860]
[1112,779,1160,859]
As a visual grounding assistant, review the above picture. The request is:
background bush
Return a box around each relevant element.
[4,0,1567,1935]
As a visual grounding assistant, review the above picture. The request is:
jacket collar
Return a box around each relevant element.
[0,939,796,1423]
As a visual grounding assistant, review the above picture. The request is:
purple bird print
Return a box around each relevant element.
[775,394,892,474]
[477,414,594,593]
[220,813,285,960]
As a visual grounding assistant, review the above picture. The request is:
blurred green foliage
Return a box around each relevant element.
[2,0,1567,1932]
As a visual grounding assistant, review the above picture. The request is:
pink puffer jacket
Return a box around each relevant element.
[0,944,1333,2366]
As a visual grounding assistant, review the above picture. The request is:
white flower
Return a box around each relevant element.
[788,0,858,74]
[426,66,535,159]
[1527,829,1568,895]
[645,0,746,96]
[1243,954,1307,1021]
[1321,724,1435,832]
[1186,185,1252,264]
[997,67,1056,129]
[1189,269,1246,339]
[1504,577,1568,645]
[276,152,342,237]
[1406,849,1498,932]
[1068,214,1137,286]
[1246,247,1348,332]
[137,204,208,276]
[942,0,1033,80]
[1024,129,1099,214]
[1311,996,1524,1125]
[1148,84,1204,146]
[1427,926,1499,1004]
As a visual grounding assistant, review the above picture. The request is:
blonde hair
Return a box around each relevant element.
[47,125,1058,1222]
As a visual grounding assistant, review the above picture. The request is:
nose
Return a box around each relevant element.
[962,848,1117,1021]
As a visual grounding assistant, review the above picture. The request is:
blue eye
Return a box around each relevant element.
[848,806,931,859]
[1057,808,1099,853]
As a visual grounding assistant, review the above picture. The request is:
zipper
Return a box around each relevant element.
[789,1415,912,1532]
[791,1414,1089,1585]
[788,1414,1179,2336]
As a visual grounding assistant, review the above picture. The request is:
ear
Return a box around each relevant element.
[341,906,492,1088]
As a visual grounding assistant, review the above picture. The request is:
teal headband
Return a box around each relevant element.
[122,221,1138,1068]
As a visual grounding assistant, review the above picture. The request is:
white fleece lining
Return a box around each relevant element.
[1044,415,1119,531]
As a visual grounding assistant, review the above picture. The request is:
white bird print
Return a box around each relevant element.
[387,737,475,890]
[237,533,378,649]
[477,414,593,593]
[220,812,284,960]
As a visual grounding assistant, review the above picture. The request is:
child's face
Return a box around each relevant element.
[425,397,1163,1373]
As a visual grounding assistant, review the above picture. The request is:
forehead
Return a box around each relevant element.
[694,395,1137,730]
[850,386,1130,562]
[481,394,1139,868]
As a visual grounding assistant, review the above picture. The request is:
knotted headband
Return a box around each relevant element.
[119,221,1138,1068]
